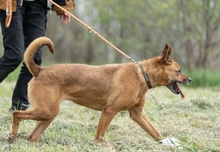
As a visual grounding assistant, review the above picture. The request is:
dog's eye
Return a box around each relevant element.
[176,69,181,73]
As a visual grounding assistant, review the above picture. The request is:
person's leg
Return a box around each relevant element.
[11,1,47,110]
[0,9,24,83]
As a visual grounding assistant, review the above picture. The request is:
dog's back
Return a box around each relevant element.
[30,62,143,110]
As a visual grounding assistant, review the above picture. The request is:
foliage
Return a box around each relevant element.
[43,0,220,71]
[1,0,220,69]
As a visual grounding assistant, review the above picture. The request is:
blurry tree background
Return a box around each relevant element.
[1,0,220,71]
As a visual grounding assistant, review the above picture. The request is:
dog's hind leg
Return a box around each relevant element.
[94,106,118,142]
[8,110,34,142]
[28,120,54,142]
[8,108,58,142]
[129,105,162,141]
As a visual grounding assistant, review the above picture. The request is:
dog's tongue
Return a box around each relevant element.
[175,83,185,98]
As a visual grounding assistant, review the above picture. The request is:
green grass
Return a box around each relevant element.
[184,68,220,87]
[0,81,220,152]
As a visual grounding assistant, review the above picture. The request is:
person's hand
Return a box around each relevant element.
[60,12,71,24]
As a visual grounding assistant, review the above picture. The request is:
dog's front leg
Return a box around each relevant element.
[129,106,162,141]
[94,106,118,142]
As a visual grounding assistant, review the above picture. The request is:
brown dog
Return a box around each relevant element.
[8,37,191,143]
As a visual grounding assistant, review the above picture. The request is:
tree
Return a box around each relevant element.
[177,0,220,70]
[43,0,220,70]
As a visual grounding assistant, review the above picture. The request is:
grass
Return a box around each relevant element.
[184,68,220,88]
[0,81,220,152]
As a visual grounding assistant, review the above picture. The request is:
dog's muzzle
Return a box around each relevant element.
[167,78,191,98]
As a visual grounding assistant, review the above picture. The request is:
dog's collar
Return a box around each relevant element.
[138,62,158,104]
[138,62,152,89]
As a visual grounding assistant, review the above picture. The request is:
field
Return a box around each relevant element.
[0,80,219,152]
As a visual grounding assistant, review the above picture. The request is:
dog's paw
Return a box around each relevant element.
[6,133,16,143]
[159,137,183,149]
[94,136,104,143]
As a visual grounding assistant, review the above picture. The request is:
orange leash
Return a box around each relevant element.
[48,0,137,63]
[5,0,12,28]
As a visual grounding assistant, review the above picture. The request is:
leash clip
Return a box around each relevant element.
[138,62,158,104]
[149,88,158,105]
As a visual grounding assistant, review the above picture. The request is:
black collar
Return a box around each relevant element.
[138,62,153,89]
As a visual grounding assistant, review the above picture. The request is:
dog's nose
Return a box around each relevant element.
[188,78,192,83]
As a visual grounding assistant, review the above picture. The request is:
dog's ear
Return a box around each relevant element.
[161,44,172,64]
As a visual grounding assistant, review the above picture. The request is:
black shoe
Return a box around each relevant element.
[20,103,29,110]
[8,108,14,114]
[9,103,29,113]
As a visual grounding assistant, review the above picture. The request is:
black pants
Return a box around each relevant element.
[0,1,47,110]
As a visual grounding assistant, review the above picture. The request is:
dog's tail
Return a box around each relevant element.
[24,37,54,76]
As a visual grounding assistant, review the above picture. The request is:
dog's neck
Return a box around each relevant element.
[140,58,167,88]
[138,62,153,89]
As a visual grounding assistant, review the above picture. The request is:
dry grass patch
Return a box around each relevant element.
[0,82,220,151]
